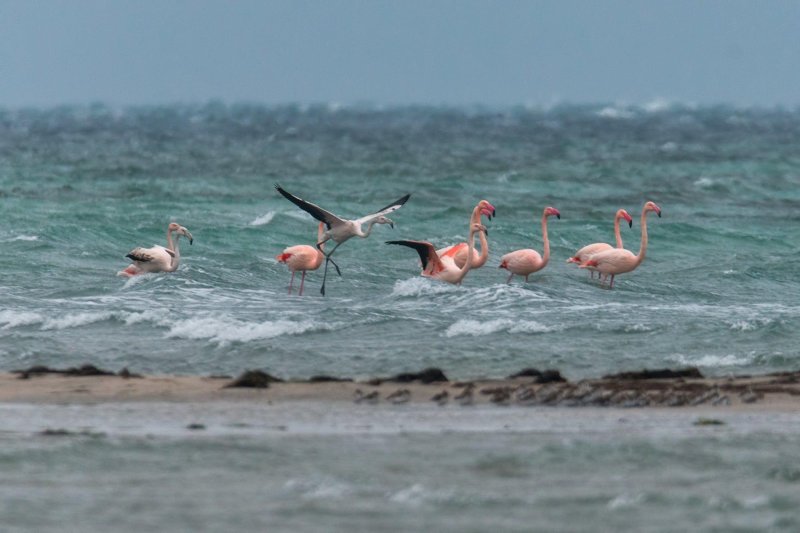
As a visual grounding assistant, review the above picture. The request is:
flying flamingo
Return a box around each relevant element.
[118,222,193,276]
[567,209,633,278]
[275,184,411,295]
[436,200,496,269]
[498,207,560,283]
[579,201,661,288]
[386,223,487,284]
[276,222,326,296]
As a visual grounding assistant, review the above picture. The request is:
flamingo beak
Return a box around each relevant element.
[181,227,194,245]
[628,219,633,228]
[657,209,662,218]
[556,212,561,219]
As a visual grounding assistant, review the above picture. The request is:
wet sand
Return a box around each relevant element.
[1,367,798,410]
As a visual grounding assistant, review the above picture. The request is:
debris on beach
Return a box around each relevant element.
[224,370,282,389]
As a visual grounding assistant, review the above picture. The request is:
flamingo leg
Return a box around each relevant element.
[609,275,615,289]
[506,272,514,284]
[319,242,344,296]
[525,275,529,282]
[288,271,295,295]
[299,271,306,296]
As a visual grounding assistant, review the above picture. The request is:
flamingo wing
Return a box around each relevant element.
[354,193,411,226]
[275,184,345,230]
[386,240,444,273]
[126,246,173,263]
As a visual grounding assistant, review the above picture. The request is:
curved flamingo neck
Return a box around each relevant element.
[455,226,478,284]
[540,211,551,267]
[635,206,649,266]
[613,214,624,248]
[358,219,378,238]
[316,224,327,253]
[469,204,488,264]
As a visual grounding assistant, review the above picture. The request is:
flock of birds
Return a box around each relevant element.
[118,184,662,295]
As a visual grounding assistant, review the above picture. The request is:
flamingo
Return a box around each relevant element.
[118,222,193,276]
[386,222,487,284]
[567,208,633,279]
[276,222,326,296]
[275,184,411,295]
[579,201,661,288]
[436,200,496,269]
[498,207,560,283]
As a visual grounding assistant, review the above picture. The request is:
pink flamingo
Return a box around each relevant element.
[567,209,633,279]
[276,223,326,296]
[498,207,560,283]
[387,223,487,284]
[436,200,496,269]
[118,222,193,276]
[580,201,661,288]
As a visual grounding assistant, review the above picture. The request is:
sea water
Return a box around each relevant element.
[1,103,797,379]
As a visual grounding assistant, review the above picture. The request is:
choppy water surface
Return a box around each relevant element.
[2,103,798,379]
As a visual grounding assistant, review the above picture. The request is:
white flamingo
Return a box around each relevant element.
[275,184,411,295]
[118,222,193,276]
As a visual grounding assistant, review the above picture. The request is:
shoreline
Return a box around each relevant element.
[1,366,798,410]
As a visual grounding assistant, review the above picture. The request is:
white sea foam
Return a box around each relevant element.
[670,353,752,367]
[41,312,116,330]
[0,310,44,330]
[10,235,39,242]
[642,98,671,113]
[694,177,715,188]
[607,492,644,510]
[166,316,332,344]
[597,106,634,119]
[728,318,772,332]
[391,277,454,298]
[444,319,558,338]
[249,211,275,226]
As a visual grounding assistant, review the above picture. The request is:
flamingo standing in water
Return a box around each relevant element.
[386,223,487,284]
[567,209,633,279]
[436,200,496,269]
[276,222,326,296]
[580,201,661,288]
[118,222,193,276]
[275,184,411,295]
[498,207,560,283]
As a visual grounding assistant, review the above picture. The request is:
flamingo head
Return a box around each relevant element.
[169,222,194,245]
[471,223,488,235]
[477,200,496,221]
[617,209,633,228]
[544,206,561,219]
[644,201,662,218]
[375,216,395,229]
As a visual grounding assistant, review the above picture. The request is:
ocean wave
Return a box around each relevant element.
[669,353,752,367]
[41,312,116,330]
[444,318,559,337]
[9,235,39,242]
[165,316,333,344]
[249,211,275,226]
[391,277,456,298]
[0,310,44,330]
[596,106,634,119]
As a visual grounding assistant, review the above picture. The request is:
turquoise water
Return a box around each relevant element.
[1,103,800,532]
[1,103,798,378]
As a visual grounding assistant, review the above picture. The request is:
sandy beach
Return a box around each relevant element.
[2,366,798,411]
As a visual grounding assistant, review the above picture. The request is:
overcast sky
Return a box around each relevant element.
[1,0,799,108]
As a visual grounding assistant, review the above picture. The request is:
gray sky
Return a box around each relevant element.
[1,0,799,107]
